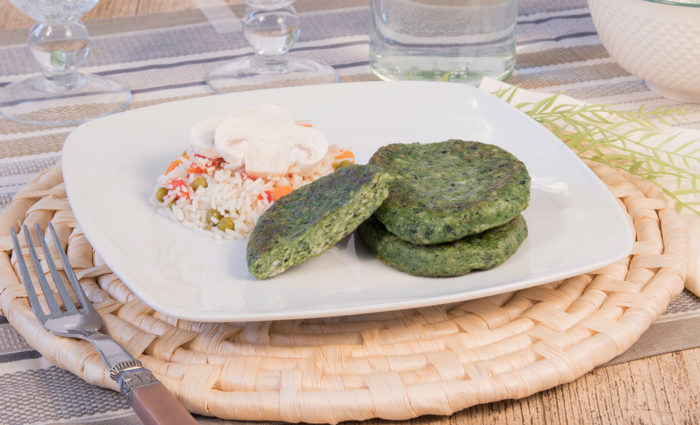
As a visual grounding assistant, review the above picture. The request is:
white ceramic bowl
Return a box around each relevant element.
[587,0,700,102]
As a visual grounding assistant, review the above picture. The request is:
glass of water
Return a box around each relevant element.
[369,0,517,85]
[0,0,131,126]
[206,0,338,93]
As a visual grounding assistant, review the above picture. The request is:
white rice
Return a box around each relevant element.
[153,145,348,239]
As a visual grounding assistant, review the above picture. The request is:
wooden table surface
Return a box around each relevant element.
[0,1,698,424]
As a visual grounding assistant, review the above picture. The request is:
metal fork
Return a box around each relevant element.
[11,223,199,425]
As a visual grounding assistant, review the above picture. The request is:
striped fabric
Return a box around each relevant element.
[0,0,698,423]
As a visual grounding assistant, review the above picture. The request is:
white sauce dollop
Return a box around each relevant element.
[189,104,328,177]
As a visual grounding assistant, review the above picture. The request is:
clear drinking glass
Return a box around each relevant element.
[0,0,131,126]
[369,0,517,85]
[206,0,338,93]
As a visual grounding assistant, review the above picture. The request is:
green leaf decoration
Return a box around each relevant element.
[493,86,700,215]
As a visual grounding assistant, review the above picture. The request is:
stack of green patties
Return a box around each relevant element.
[357,139,530,277]
[246,139,530,280]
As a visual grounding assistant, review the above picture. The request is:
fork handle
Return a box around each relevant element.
[113,363,198,425]
[130,382,199,425]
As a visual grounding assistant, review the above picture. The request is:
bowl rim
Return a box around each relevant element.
[642,0,700,7]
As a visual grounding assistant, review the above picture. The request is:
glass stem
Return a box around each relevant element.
[29,21,90,92]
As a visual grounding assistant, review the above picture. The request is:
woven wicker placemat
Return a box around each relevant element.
[0,161,689,424]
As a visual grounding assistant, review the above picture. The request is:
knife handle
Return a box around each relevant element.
[130,382,199,425]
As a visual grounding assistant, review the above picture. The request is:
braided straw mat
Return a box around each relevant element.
[0,161,690,424]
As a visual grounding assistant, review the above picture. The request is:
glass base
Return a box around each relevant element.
[0,73,131,126]
[207,56,338,94]
[369,54,515,86]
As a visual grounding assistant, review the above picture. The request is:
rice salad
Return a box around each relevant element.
[152,104,355,239]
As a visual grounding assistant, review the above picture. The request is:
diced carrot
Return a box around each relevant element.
[165,159,182,175]
[167,179,190,200]
[334,151,355,161]
[296,121,313,128]
[189,156,222,174]
[273,186,294,201]
[257,190,272,202]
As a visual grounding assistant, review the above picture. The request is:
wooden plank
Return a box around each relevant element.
[0,0,241,30]
[348,348,700,424]
[684,348,700,420]
[0,0,31,30]
[88,0,141,20]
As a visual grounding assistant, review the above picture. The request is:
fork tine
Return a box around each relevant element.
[37,224,79,315]
[47,223,92,312]
[11,227,47,323]
[22,225,63,318]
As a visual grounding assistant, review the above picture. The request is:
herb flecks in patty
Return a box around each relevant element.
[247,164,393,279]
[370,139,530,245]
[358,215,527,277]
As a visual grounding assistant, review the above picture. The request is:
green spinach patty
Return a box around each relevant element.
[247,164,393,279]
[369,140,530,245]
[358,215,527,277]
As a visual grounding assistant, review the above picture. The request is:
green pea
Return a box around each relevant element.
[192,176,208,191]
[216,216,235,232]
[155,187,169,203]
[333,160,353,170]
[206,209,223,226]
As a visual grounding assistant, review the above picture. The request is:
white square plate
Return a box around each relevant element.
[63,82,633,322]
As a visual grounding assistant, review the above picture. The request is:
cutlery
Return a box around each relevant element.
[11,223,199,425]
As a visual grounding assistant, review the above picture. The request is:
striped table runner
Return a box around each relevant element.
[0,0,698,424]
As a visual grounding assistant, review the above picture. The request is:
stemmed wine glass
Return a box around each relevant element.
[0,0,131,126]
[206,0,337,93]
